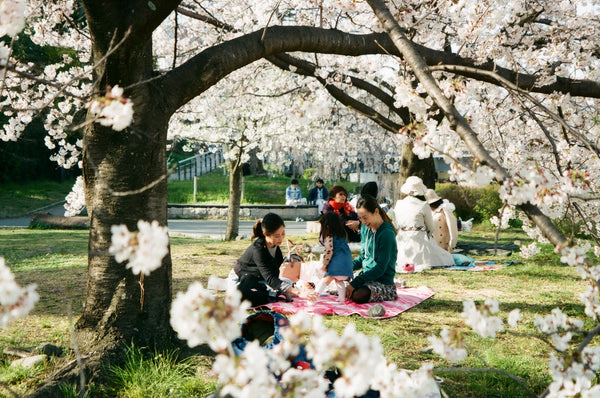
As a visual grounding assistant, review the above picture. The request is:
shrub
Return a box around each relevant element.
[302,168,317,180]
[436,183,503,223]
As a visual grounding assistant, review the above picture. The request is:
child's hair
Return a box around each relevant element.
[252,213,285,239]
[290,178,299,185]
[361,181,378,198]
[319,212,347,239]
[356,194,397,234]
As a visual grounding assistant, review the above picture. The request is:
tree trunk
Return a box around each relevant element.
[247,147,266,175]
[225,159,243,240]
[400,143,436,190]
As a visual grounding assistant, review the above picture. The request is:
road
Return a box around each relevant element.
[0,207,313,238]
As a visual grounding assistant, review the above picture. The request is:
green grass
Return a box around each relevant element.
[0,227,592,397]
[0,179,75,218]
[103,346,217,398]
[0,173,362,218]
[167,169,362,204]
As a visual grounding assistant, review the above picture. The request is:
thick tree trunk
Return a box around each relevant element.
[400,143,436,189]
[225,160,243,240]
[247,147,266,175]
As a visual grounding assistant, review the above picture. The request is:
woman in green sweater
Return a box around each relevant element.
[347,194,398,303]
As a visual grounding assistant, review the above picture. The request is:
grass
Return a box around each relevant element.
[167,169,362,204]
[0,173,362,218]
[0,225,592,397]
[0,179,75,218]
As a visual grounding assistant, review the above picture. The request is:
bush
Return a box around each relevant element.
[302,168,317,180]
[436,183,503,223]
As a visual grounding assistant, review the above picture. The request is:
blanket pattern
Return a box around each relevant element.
[260,285,435,319]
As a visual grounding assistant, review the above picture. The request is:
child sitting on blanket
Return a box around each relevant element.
[314,212,354,302]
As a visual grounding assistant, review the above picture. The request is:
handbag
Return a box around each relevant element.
[279,239,304,282]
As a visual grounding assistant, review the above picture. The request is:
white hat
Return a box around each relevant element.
[425,189,442,204]
[400,176,427,196]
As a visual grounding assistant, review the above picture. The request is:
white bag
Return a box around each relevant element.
[300,256,325,284]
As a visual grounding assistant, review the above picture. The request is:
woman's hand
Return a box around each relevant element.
[346,220,360,232]
[302,290,319,301]
[345,284,354,300]
[286,285,319,301]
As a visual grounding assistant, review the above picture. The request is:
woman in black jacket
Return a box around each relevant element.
[229,213,315,306]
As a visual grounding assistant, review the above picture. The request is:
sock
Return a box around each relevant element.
[336,281,346,302]
[314,279,328,295]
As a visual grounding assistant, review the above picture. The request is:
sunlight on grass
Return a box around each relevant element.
[0,179,75,218]
[0,227,593,397]
[105,346,217,398]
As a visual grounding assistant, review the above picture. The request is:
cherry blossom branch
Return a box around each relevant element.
[366,0,569,249]
[571,202,600,247]
[268,54,407,131]
[176,5,237,32]
[429,64,600,156]
[0,35,16,97]
[260,0,283,43]
[270,52,409,122]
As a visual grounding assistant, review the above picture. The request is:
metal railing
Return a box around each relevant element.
[169,149,224,181]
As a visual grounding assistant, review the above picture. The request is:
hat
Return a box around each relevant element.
[400,176,427,196]
[425,189,442,204]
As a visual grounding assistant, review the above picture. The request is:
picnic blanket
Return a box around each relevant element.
[449,261,505,271]
[260,283,435,319]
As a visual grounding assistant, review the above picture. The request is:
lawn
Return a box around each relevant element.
[0,226,591,397]
[0,179,75,218]
[167,169,362,204]
[0,173,362,218]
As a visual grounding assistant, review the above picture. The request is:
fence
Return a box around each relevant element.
[168,149,224,181]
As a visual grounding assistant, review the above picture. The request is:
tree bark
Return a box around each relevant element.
[225,158,243,240]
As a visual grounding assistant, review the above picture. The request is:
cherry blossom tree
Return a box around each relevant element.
[4,0,600,394]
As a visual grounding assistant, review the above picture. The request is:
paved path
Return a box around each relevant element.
[0,206,313,238]
[168,219,310,239]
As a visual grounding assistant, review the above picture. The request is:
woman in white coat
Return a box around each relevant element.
[393,176,455,272]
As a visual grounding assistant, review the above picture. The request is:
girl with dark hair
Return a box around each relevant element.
[321,185,361,242]
[314,212,354,302]
[346,195,398,304]
[228,213,316,306]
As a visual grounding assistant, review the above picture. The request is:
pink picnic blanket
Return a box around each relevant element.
[261,285,435,319]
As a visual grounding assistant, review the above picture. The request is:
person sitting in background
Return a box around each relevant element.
[321,185,361,242]
[425,189,458,252]
[349,181,378,209]
[308,178,328,213]
[285,178,307,206]
[393,176,454,272]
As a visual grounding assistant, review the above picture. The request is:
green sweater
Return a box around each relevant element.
[351,221,397,288]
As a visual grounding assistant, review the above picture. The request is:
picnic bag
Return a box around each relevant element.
[279,239,304,282]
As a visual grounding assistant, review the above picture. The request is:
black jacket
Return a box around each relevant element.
[234,238,284,291]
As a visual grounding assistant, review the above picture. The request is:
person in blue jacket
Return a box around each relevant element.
[308,178,328,212]
[346,195,398,304]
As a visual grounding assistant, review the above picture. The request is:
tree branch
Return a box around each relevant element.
[365,0,569,248]
[267,54,404,132]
